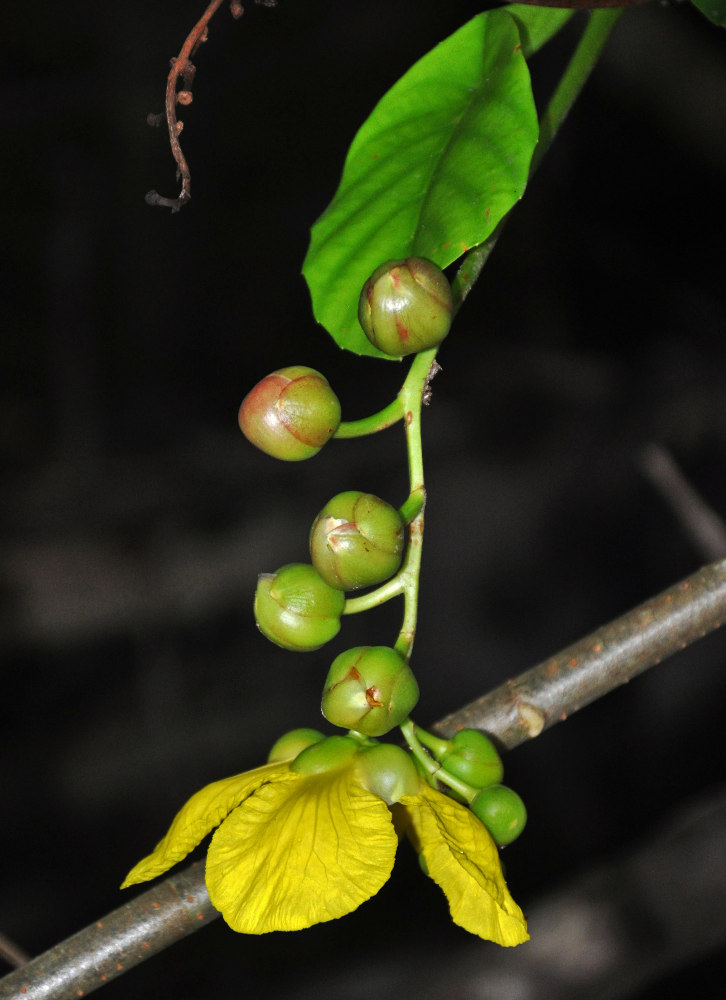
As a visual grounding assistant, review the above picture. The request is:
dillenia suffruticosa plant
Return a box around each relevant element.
[123,0,726,948]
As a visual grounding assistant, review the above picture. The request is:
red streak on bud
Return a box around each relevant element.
[365,686,384,708]
[348,667,361,681]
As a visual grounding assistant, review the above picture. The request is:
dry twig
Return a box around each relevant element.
[145,1,245,212]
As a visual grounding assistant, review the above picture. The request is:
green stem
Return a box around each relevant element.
[334,397,404,438]
[398,485,425,526]
[531,8,624,175]
[451,8,623,311]
[400,719,477,801]
[393,349,436,660]
[342,575,405,615]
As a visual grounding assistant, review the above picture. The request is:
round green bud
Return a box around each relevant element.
[354,743,421,804]
[254,563,345,651]
[358,258,453,357]
[321,646,419,737]
[238,366,341,461]
[309,491,405,591]
[290,734,360,776]
[440,730,503,790]
[470,785,527,846]
[267,727,325,763]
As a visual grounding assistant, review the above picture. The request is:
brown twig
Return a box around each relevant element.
[434,557,726,747]
[145,1,244,212]
[3,557,726,999]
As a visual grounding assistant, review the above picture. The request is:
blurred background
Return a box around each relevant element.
[2,1,726,996]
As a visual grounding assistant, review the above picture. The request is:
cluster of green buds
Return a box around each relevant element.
[269,727,421,805]
[238,256,526,849]
[415,727,526,846]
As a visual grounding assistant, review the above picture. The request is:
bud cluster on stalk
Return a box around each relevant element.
[268,729,421,804]
[416,727,527,846]
[237,256,526,851]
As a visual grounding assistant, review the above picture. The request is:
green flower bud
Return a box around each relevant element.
[238,366,341,461]
[470,785,527,846]
[358,258,453,357]
[354,743,421,804]
[309,491,405,591]
[267,727,325,763]
[290,734,360,776]
[254,563,345,651]
[321,646,419,737]
[440,730,503,790]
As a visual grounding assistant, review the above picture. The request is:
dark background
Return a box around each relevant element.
[2,2,726,997]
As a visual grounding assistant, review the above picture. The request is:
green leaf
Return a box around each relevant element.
[690,0,726,27]
[505,4,575,58]
[303,9,539,357]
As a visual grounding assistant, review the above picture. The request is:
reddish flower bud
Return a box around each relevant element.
[238,366,341,461]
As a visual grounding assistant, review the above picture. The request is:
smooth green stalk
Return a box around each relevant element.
[398,485,425,526]
[532,8,623,175]
[393,348,436,659]
[400,719,477,801]
[334,397,404,438]
[452,8,623,311]
[342,574,405,614]
[341,350,434,651]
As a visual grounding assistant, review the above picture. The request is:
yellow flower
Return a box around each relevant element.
[121,755,528,946]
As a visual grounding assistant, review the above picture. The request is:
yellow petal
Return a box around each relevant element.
[121,761,290,888]
[206,768,397,933]
[401,784,529,946]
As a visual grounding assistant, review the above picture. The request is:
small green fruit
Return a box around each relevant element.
[238,366,341,461]
[267,727,325,763]
[290,735,360,775]
[254,563,345,651]
[440,730,503,790]
[354,743,420,804]
[358,258,453,357]
[309,491,404,591]
[321,646,419,737]
[470,785,527,846]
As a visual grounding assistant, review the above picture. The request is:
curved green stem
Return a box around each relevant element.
[398,485,425,526]
[451,8,623,311]
[342,575,405,614]
[400,718,477,801]
[334,397,404,438]
[531,8,623,174]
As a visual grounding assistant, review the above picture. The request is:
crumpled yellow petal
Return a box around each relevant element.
[121,761,290,888]
[206,767,398,933]
[401,784,529,946]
